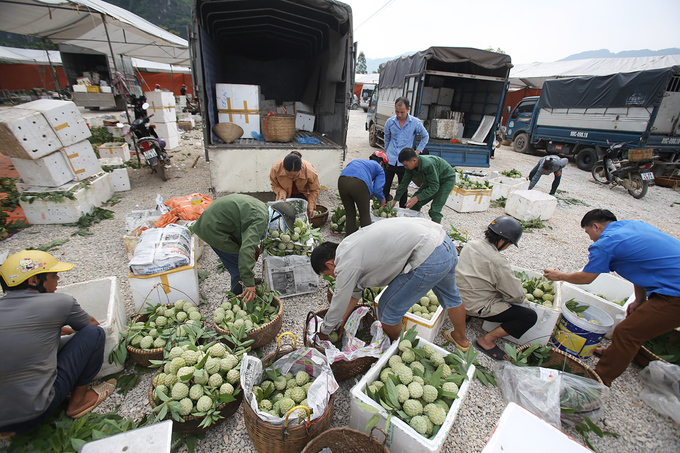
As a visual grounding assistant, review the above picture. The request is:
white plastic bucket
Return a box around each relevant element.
[551,302,613,359]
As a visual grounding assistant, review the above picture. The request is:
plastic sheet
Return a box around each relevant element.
[559,372,609,426]
[640,361,680,424]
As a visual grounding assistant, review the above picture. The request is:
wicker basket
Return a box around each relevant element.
[654,175,680,188]
[301,427,390,453]
[309,204,329,228]
[517,345,605,424]
[634,345,670,368]
[303,306,379,382]
[212,122,244,143]
[628,148,653,162]
[244,334,336,453]
[214,295,283,349]
[261,114,295,143]
[148,370,243,434]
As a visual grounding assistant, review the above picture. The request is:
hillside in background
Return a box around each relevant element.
[559,48,680,61]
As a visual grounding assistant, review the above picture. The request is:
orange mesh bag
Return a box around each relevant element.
[164,193,214,220]
[153,209,180,228]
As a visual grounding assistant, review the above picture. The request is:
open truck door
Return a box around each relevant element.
[402,73,421,117]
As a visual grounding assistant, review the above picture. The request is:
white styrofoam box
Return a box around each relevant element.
[349,338,475,453]
[421,87,440,105]
[482,266,562,346]
[11,152,75,187]
[73,84,88,93]
[481,402,591,453]
[128,237,199,310]
[430,119,459,139]
[373,288,446,343]
[106,125,126,138]
[16,99,91,146]
[144,91,176,107]
[151,122,180,150]
[177,118,195,130]
[99,86,112,93]
[110,168,131,192]
[80,420,173,453]
[260,99,277,114]
[570,272,635,308]
[98,142,131,162]
[99,157,125,168]
[445,186,493,213]
[431,105,450,119]
[418,105,429,120]
[437,87,455,106]
[489,176,530,201]
[148,104,177,124]
[216,83,261,137]
[505,190,557,221]
[295,112,315,131]
[19,181,96,224]
[62,141,102,181]
[0,108,62,159]
[561,283,626,339]
[294,101,312,113]
[58,277,126,379]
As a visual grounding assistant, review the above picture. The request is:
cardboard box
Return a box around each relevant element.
[62,141,102,181]
[295,112,315,131]
[144,91,176,107]
[16,99,91,146]
[216,83,261,137]
[489,176,530,201]
[0,108,62,159]
[98,142,131,162]
[445,186,493,213]
[437,88,455,106]
[11,152,75,187]
[58,277,126,379]
[109,168,131,192]
[349,338,475,453]
[421,87,440,105]
[128,237,199,309]
[177,118,195,131]
[505,190,557,221]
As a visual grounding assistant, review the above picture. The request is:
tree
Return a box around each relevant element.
[485,46,506,54]
[373,63,386,74]
[356,52,367,74]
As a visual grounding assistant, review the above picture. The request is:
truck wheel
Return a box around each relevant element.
[576,148,597,171]
[627,173,648,199]
[369,124,379,148]
[513,133,530,153]
[591,161,609,184]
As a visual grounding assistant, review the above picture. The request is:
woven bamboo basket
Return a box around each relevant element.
[244,334,336,453]
[214,295,283,349]
[212,122,243,143]
[309,204,329,228]
[303,305,379,382]
[517,344,605,424]
[301,427,390,453]
[261,114,295,142]
[634,345,670,368]
[126,304,204,367]
[148,370,243,434]
[628,148,653,162]
[654,175,680,188]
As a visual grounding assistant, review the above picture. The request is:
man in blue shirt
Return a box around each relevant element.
[338,151,387,235]
[383,97,429,208]
[543,209,680,386]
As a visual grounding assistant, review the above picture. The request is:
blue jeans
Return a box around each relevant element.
[378,235,462,325]
[212,247,243,295]
[0,325,105,434]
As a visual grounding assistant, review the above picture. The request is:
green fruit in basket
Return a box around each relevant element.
[427,405,447,426]
[189,384,204,401]
[286,378,297,390]
[196,395,213,413]
[208,343,226,358]
[193,369,209,385]
[410,361,425,374]
[403,399,423,417]
[226,369,240,385]
[443,381,458,395]
[281,234,291,243]
[189,311,202,321]
[153,338,166,348]
[155,316,168,327]
[422,344,435,359]
[259,399,273,411]
[278,242,287,250]
[220,383,234,395]
[209,373,223,387]
[274,376,287,390]
[533,289,544,298]
[179,398,193,416]
[295,371,310,386]
[176,311,188,323]
[441,363,452,378]
[419,297,430,306]
[140,336,154,349]
[270,230,280,239]
[291,386,306,403]
[165,374,178,386]
[172,382,189,400]
[279,397,295,415]
[328,331,339,343]
[292,232,300,241]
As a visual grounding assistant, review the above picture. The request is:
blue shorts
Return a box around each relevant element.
[378,235,462,326]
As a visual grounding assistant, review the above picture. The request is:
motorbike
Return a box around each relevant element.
[127,99,171,181]
[591,142,656,199]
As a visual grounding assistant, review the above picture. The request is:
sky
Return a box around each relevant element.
[341,0,680,65]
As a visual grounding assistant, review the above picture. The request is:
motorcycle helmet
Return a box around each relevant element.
[488,216,523,247]
[369,151,389,166]
[0,250,73,287]
[157,138,166,149]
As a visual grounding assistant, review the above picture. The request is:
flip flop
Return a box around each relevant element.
[473,340,507,361]
[70,378,117,419]
[442,329,470,352]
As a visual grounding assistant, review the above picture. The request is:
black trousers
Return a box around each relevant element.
[338,176,371,235]
[483,304,538,339]
[383,165,407,208]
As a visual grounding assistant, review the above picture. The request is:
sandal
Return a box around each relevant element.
[70,379,117,419]
[473,340,508,361]
[442,329,470,352]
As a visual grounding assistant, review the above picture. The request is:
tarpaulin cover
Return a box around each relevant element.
[539,66,680,109]
[379,47,513,89]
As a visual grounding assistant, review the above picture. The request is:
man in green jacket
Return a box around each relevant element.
[393,148,456,223]
[192,194,295,302]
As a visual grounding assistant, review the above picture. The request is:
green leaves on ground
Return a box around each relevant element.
[27,238,70,252]
[68,207,115,236]
[490,196,507,208]
[574,416,619,452]
[519,217,552,232]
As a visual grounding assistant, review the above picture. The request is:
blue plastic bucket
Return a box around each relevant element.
[550,302,614,358]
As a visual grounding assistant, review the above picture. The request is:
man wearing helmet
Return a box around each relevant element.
[455,216,538,360]
[337,151,388,235]
[0,251,113,434]
[192,194,295,302]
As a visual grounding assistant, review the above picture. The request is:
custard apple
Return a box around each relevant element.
[189,384,204,401]
[259,399,273,411]
[295,371,310,386]
[398,339,412,352]
[140,336,154,349]
[226,369,240,384]
[428,405,447,425]
[396,384,410,404]
[179,397,193,416]
[290,386,306,403]
[430,352,445,368]
[168,346,183,360]
[172,382,189,400]
[279,397,295,415]
[220,383,234,395]
[443,381,458,395]
[208,343,227,358]
[408,381,424,399]
[209,373,223,387]
[401,349,416,364]
[196,395,213,412]
[395,365,413,385]
[422,384,438,403]
[409,415,428,435]
[388,355,403,368]
[403,399,423,417]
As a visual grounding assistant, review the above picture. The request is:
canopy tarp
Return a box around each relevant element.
[509,55,680,88]
[0,0,189,65]
[355,73,379,84]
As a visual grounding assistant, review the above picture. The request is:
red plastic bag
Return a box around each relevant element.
[164,193,213,220]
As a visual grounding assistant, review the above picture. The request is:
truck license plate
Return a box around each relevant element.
[640,171,654,181]
[143,149,157,160]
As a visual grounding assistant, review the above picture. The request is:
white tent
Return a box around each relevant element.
[355,73,379,84]
[509,55,680,88]
[0,0,189,65]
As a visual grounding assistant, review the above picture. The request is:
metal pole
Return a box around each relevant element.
[101,14,118,72]
[42,38,61,96]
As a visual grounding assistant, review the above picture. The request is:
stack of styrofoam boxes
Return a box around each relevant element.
[482,266,562,346]
[58,277,126,379]
[145,91,179,150]
[294,101,315,132]
[99,157,131,192]
[505,189,557,221]
[489,176,530,200]
[216,83,261,139]
[349,338,475,453]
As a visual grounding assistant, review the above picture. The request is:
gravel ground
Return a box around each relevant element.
[3,108,679,452]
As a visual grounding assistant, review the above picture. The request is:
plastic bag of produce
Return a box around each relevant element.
[639,361,680,424]
[559,372,609,426]
[306,306,390,364]
[494,362,562,429]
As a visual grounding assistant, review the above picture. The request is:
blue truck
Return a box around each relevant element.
[366,47,512,167]
[504,66,680,172]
